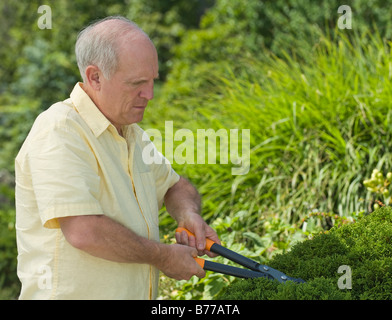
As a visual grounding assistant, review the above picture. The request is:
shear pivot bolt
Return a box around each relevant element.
[281,275,287,280]
[263,266,269,271]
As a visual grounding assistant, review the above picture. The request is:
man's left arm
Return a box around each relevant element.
[164,176,220,256]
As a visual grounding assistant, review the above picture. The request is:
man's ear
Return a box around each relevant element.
[85,65,101,90]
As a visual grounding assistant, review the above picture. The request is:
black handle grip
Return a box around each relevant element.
[210,243,261,271]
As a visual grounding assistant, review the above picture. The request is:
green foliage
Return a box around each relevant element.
[125,0,212,79]
[163,0,392,103]
[155,27,392,237]
[363,168,392,210]
[220,206,392,300]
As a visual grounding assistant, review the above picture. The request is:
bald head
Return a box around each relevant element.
[75,16,152,82]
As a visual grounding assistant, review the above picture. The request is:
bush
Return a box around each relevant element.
[219,206,392,300]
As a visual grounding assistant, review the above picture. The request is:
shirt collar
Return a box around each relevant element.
[70,82,112,138]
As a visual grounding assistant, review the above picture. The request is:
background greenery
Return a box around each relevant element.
[1,0,392,299]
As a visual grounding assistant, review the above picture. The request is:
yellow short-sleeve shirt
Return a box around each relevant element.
[15,82,179,299]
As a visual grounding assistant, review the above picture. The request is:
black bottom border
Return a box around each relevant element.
[4,299,391,318]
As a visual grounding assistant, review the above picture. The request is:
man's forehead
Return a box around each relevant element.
[119,34,157,58]
[118,38,158,72]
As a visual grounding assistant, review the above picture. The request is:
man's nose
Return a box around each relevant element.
[139,82,154,100]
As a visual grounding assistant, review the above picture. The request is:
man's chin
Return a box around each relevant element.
[128,114,144,125]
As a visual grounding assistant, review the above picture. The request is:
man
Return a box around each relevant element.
[15,16,219,300]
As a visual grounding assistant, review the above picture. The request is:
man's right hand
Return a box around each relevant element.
[156,243,206,280]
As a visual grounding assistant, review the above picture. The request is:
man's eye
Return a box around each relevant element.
[132,80,147,86]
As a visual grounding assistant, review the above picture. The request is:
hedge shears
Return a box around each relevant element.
[176,227,305,284]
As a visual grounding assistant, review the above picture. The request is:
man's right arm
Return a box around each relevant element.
[58,214,206,280]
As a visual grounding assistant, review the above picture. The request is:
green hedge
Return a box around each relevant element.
[219,206,392,300]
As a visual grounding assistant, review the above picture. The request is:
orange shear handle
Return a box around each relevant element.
[175,227,216,251]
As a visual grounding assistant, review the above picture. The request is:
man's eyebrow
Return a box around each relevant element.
[125,74,159,84]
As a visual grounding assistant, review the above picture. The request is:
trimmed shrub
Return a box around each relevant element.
[219,206,392,300]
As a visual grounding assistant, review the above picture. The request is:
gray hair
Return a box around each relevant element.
[75,16,149,82]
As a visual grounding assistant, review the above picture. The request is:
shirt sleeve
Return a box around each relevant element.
[27,124,104,228]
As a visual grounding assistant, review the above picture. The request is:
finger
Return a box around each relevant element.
[175,230,189,246]
[179,230,189,246]
[205,226,221,245]
[196,267,206,278]
[204,249,219,258]
[188,234,196,250]
[189,249,205,277]
[193,225,206,252]
[193,259,206,278]
[175,231,181,244]
[176,229,202,255]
